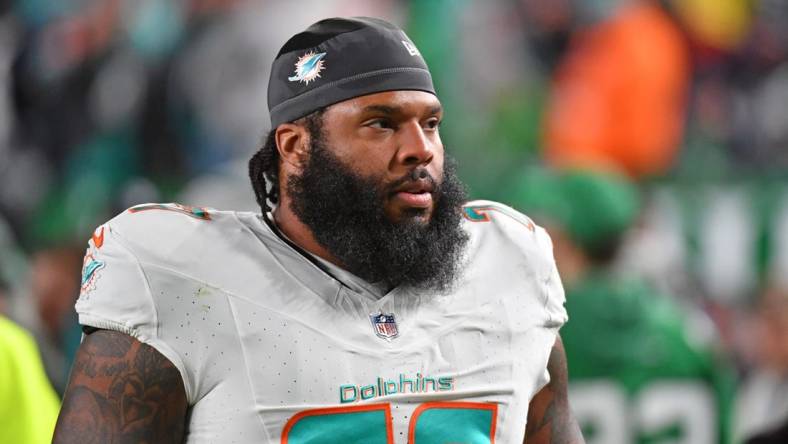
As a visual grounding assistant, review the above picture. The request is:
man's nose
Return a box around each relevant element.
[395,121,435,167]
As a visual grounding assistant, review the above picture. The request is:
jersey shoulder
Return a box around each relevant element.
[98,203,243,266]
[462,200,536,228]
[77,202,252,329]
[462,200,567,328]
[462,199,549,252]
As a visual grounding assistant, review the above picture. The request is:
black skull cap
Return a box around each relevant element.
[267,17,436,128]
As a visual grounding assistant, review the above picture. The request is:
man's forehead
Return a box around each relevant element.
[327,90,442,117]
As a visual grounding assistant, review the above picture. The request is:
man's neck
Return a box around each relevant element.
[271,207,390,296]
[272,206,345,270]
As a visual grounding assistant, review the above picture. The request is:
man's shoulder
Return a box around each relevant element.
[460,200,567,329]
[461,199,549,248]
[461,200,538,232]
[76,203,266,345]
[461,199,557,270]
[97,203,254,263]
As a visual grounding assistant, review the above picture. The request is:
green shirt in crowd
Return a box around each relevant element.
[561,273,735,444]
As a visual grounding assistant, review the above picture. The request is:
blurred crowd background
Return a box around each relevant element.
[0,0,787,443]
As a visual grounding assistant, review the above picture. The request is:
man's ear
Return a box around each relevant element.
[275,123,310,171]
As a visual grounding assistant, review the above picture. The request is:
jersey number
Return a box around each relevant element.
[281,401,497,444]
[570,381,716,444]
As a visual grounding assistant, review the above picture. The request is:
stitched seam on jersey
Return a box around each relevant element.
[141,260,365,352]
[109,224,196,403]
[271,223,388,302]
[75,314,136,336]
[212,214,442,355]
[213,283,463,357]
[233,212,340,301]
[249,212,401,302]
[528,223,552,325]
[541,277,553,325]
[226,297,273,441]
[172,270,416,357]
[536,226,565,327]
[232,215,377,326]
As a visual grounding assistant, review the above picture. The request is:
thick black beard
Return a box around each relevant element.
[287,132,470,293]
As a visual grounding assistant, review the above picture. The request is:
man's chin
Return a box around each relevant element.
[385,205,432,225]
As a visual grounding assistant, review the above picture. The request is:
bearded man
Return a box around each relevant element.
[54,17,583,444]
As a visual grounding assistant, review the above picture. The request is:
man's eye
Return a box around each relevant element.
[368,119,394,130]
[424,118,441,130]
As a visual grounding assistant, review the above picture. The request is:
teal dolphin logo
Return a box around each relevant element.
[81,254,105,293]
[288,51,326,84]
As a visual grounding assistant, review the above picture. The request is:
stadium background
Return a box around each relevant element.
[0,0,787,443]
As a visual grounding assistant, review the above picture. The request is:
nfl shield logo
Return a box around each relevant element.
[370,313,399,340]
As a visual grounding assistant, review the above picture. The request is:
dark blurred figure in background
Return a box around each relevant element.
[28,245,83,394]
[514,168,735,444]
[746,418,788,444]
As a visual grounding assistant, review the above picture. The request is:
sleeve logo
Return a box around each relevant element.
[80,253,105,295]
[91,226,105,249]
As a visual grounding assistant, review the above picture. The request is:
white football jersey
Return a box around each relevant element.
[75,200,567,444]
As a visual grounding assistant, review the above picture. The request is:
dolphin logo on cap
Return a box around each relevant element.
[288,51,326,84]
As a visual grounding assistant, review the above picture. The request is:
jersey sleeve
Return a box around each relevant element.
[463,200,568,330]
[74,215,194,401]
[534,225,569,330]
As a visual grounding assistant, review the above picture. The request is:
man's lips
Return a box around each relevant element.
[391,180,435,208]
[395,180,434,194]
[395,190,433,208]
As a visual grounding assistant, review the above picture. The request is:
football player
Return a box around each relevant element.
[54,17,583,443]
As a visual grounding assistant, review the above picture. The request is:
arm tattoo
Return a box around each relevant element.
[53,330,188,444]
[525,335,585,444]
